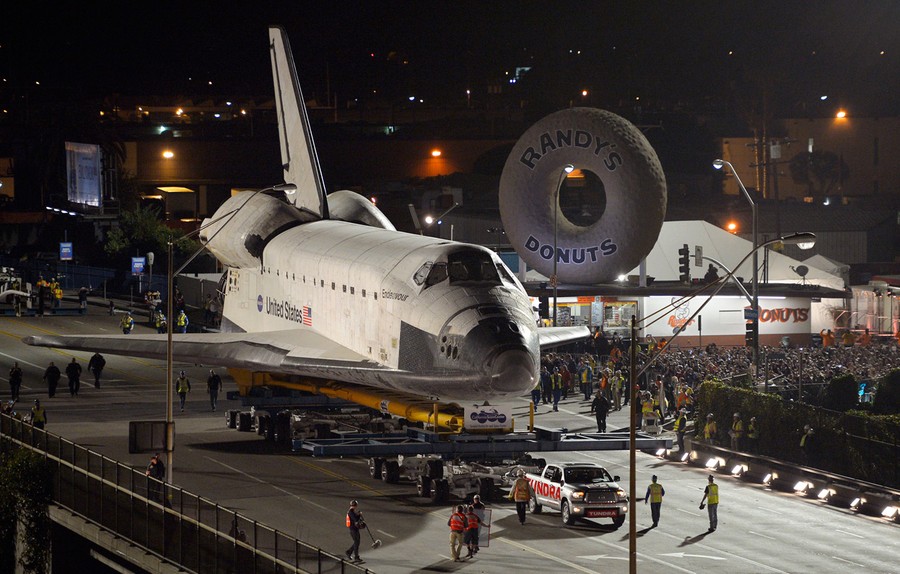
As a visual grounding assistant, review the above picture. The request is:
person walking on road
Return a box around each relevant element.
[176,309,189,333]
[448,504,467,562]
[207,369,222,411]
[8,362,23,401]
[43,362,61,398]
[590,389,611,432]
[30,399,47,429]
[471,495,486,554]
[645,475,665,527]
[509,469,535,525]
[699,474,719,532]
[175,371,191,412]
[65,358,82,397]
[345,500,364,563]
[120,311,135,334]
[88,352,106,389]
[464,504,480,558]
[550,367,563,411]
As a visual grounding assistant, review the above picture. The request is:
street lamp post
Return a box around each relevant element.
[552,164,575,326]
[714,159,758,368]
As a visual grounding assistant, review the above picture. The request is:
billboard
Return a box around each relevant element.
[65,142,101,207]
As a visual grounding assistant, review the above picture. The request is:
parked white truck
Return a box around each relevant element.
[526,462,628,527]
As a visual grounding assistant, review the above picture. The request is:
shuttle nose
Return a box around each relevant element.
[490,349,535,395]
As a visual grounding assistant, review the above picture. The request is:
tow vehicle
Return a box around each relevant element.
[526,462,628,527]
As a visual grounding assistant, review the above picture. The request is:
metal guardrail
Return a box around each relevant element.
[0,413,372,574]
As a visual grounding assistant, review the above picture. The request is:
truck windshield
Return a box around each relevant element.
[565,467,613,484]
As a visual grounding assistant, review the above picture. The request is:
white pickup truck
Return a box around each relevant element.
[526,462,628,527]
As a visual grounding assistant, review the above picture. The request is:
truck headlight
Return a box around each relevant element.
[571,491,585,500]
[616,489,627,499]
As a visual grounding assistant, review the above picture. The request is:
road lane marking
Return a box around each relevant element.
[676,507,702,517]
[204,456,332,513]
[748,530,777,540]
[564,529,697,573]
[654,529,789,573]
[835,529,864,539]
[376,529,396,538]
[661,552,726,560]
[755,506,784,515]
[499,537,610,574]
[0,351,45,370]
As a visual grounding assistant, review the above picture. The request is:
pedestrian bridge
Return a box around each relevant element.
[0,413,370,574]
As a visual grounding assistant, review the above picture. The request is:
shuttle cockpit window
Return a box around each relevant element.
[413,261,449,288]
[447,250,501,285]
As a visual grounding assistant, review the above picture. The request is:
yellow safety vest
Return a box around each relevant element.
[732,420,744,437]
[648,482,663,503]
[704,421,717,439]
[748,422,758,439]
[674,416,686,432]
[32,407,46,424]
[176,377,190,393]
[706,483,719,504]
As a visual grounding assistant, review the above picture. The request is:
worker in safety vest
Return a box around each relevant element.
[674,409,688,451]
[551,368,563,411]
[120,312,135,334]
[641,391,655,426]
[30,399,47,430]
[175,371,191,412]
[508,469,534,525]
[703,413,717,445]
[345,500,363,562]
[699,475,719,531]
[644,475,665,527]
[464,505,480,558]
[747,416,759,453]
[820,329,835,348]
[730,412,744,451]
[176,309,189,333]
[448,504,467,562]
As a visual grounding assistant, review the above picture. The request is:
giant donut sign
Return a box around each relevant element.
[500,108,666,284]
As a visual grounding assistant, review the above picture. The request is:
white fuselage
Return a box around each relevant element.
[221,219,539,400]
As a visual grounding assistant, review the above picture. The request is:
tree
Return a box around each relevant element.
[820,374,858,412]
[873,369,900,415]
[104,205,201,274]
[0,449,52,574]
[788,151,849,198]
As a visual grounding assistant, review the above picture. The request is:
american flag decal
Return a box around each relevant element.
[302,306,313,326]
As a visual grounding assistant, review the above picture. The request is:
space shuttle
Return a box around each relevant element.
[24,26,594,407]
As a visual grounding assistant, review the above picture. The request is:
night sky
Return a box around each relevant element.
[2,1,899,117]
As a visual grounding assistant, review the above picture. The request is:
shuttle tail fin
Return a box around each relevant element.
[268,26,328,219]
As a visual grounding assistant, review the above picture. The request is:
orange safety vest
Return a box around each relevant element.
[449,512,466,532]
[465,512,479,530]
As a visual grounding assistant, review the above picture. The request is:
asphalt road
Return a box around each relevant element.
[1,310,898,573]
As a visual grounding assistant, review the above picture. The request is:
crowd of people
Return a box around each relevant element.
[539,329,900,426]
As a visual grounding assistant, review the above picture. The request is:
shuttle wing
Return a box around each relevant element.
[23,331,395,378]
[537,326,592,349]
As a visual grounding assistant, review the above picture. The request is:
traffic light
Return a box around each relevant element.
[678,244,691,283]
[745,319,758,347]
[539,296,549,319]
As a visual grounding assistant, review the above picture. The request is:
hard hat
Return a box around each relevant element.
[180,370,186,375]
[734,412,740,417]
[473,494,480,501]
[707,413,714,418]
[350,500,358,506]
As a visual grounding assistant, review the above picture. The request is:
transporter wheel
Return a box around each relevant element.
[417,476,432,498]
[368,457,384,479]
[478,477,494,502]
[382,460,400,483]
[613,516,626,528]
[528,496,542,514]
[426,459,444,479]
[561,500,576,526]
[430,479,449,504]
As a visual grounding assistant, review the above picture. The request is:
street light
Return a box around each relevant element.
[714,159,758,368]
[552,164,575,326]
